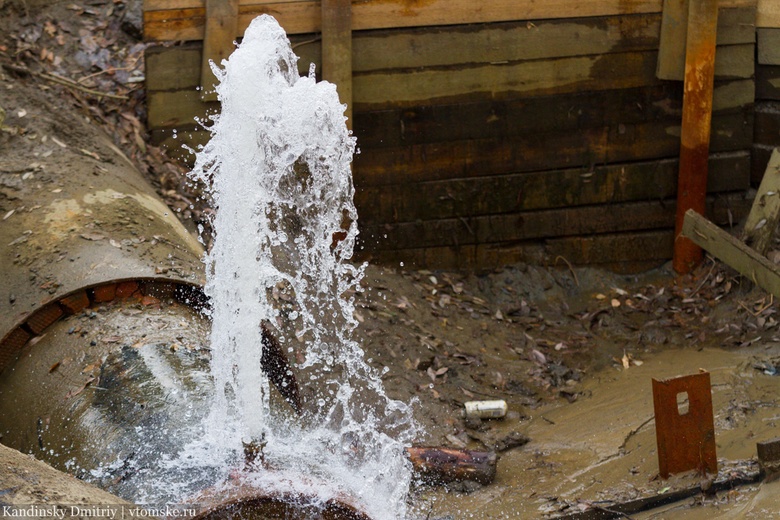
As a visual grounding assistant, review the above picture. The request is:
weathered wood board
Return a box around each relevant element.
[758,28,780,65]
[757,64,780,99]
[657,3,756,80]
[361,192,750,251]
[365,231,678,273]
[142,0,762,41]
[758,0,780,28]
[200,0,239,101]
[354,152,750,223]
[682,209,780,299]
[742,148,780,255]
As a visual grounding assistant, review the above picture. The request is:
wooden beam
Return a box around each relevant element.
[200,0,239,101]
[758,0,780,28]
[758,28,780,65]
[673,0,719,274]
[321,0,352,129]
[143,0,665,41]
[657,0,689,80]
[742,148,780,255]
[682,209,780,298]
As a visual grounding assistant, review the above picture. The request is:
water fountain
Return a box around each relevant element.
[185,14,420,519]
[0,13,419,520]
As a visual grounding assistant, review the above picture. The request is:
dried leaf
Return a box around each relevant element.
[530,349,546,365]
[65,375,96,399]
[460,386,475,398]
[622,350,630,369]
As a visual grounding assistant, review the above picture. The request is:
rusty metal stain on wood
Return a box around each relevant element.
[652,371,717,479]
[673,0,719,274]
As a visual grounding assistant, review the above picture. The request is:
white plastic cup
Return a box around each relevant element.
[464,400,508,419]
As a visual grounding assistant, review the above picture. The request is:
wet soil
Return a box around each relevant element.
[3,2,780,519]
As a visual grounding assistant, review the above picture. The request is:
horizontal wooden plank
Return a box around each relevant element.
[146,47,753,129]
[354,152,751,223]
[143,0,756,41]
[350,45,751,109]
[758,28,780,65]
[143,0,664,41]
[355,80,752,149]
[757,65,780,100]
[351,111,752,186]
[362,230,677,272]
[361,192,750,250]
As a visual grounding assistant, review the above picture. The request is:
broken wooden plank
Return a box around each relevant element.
[743,148,780,255]
[673,0,719,274]
[682,209,780,298]
[321,0,352,128]
[200,0,239,101]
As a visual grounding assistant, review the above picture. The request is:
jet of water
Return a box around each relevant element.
[188,15,420,519]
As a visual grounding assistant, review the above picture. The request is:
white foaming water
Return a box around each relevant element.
[185,15,420,519]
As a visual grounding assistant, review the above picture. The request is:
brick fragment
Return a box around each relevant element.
[59,291,90,314]
[115,281,139,299]
[93,283,117,303]
[26,304,64,335]
[0,327,31,372]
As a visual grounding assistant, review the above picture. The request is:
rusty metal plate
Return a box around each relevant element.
[652,371,717,478]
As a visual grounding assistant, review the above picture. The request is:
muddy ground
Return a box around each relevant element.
[3,1,780,518]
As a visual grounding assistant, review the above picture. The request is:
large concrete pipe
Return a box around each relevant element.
[0,88,371,519]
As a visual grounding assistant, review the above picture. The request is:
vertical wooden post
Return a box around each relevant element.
[200,0,239,102]
[321,0,353,130]
[656,0,689,81]
[673,0,718,274]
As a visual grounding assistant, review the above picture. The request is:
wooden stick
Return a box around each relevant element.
[404,446,497,485]
[682,209,780,300]
[742,148,780,255]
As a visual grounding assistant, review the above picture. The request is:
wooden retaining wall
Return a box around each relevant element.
[756,24,780,186]
[143,0,774,272]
